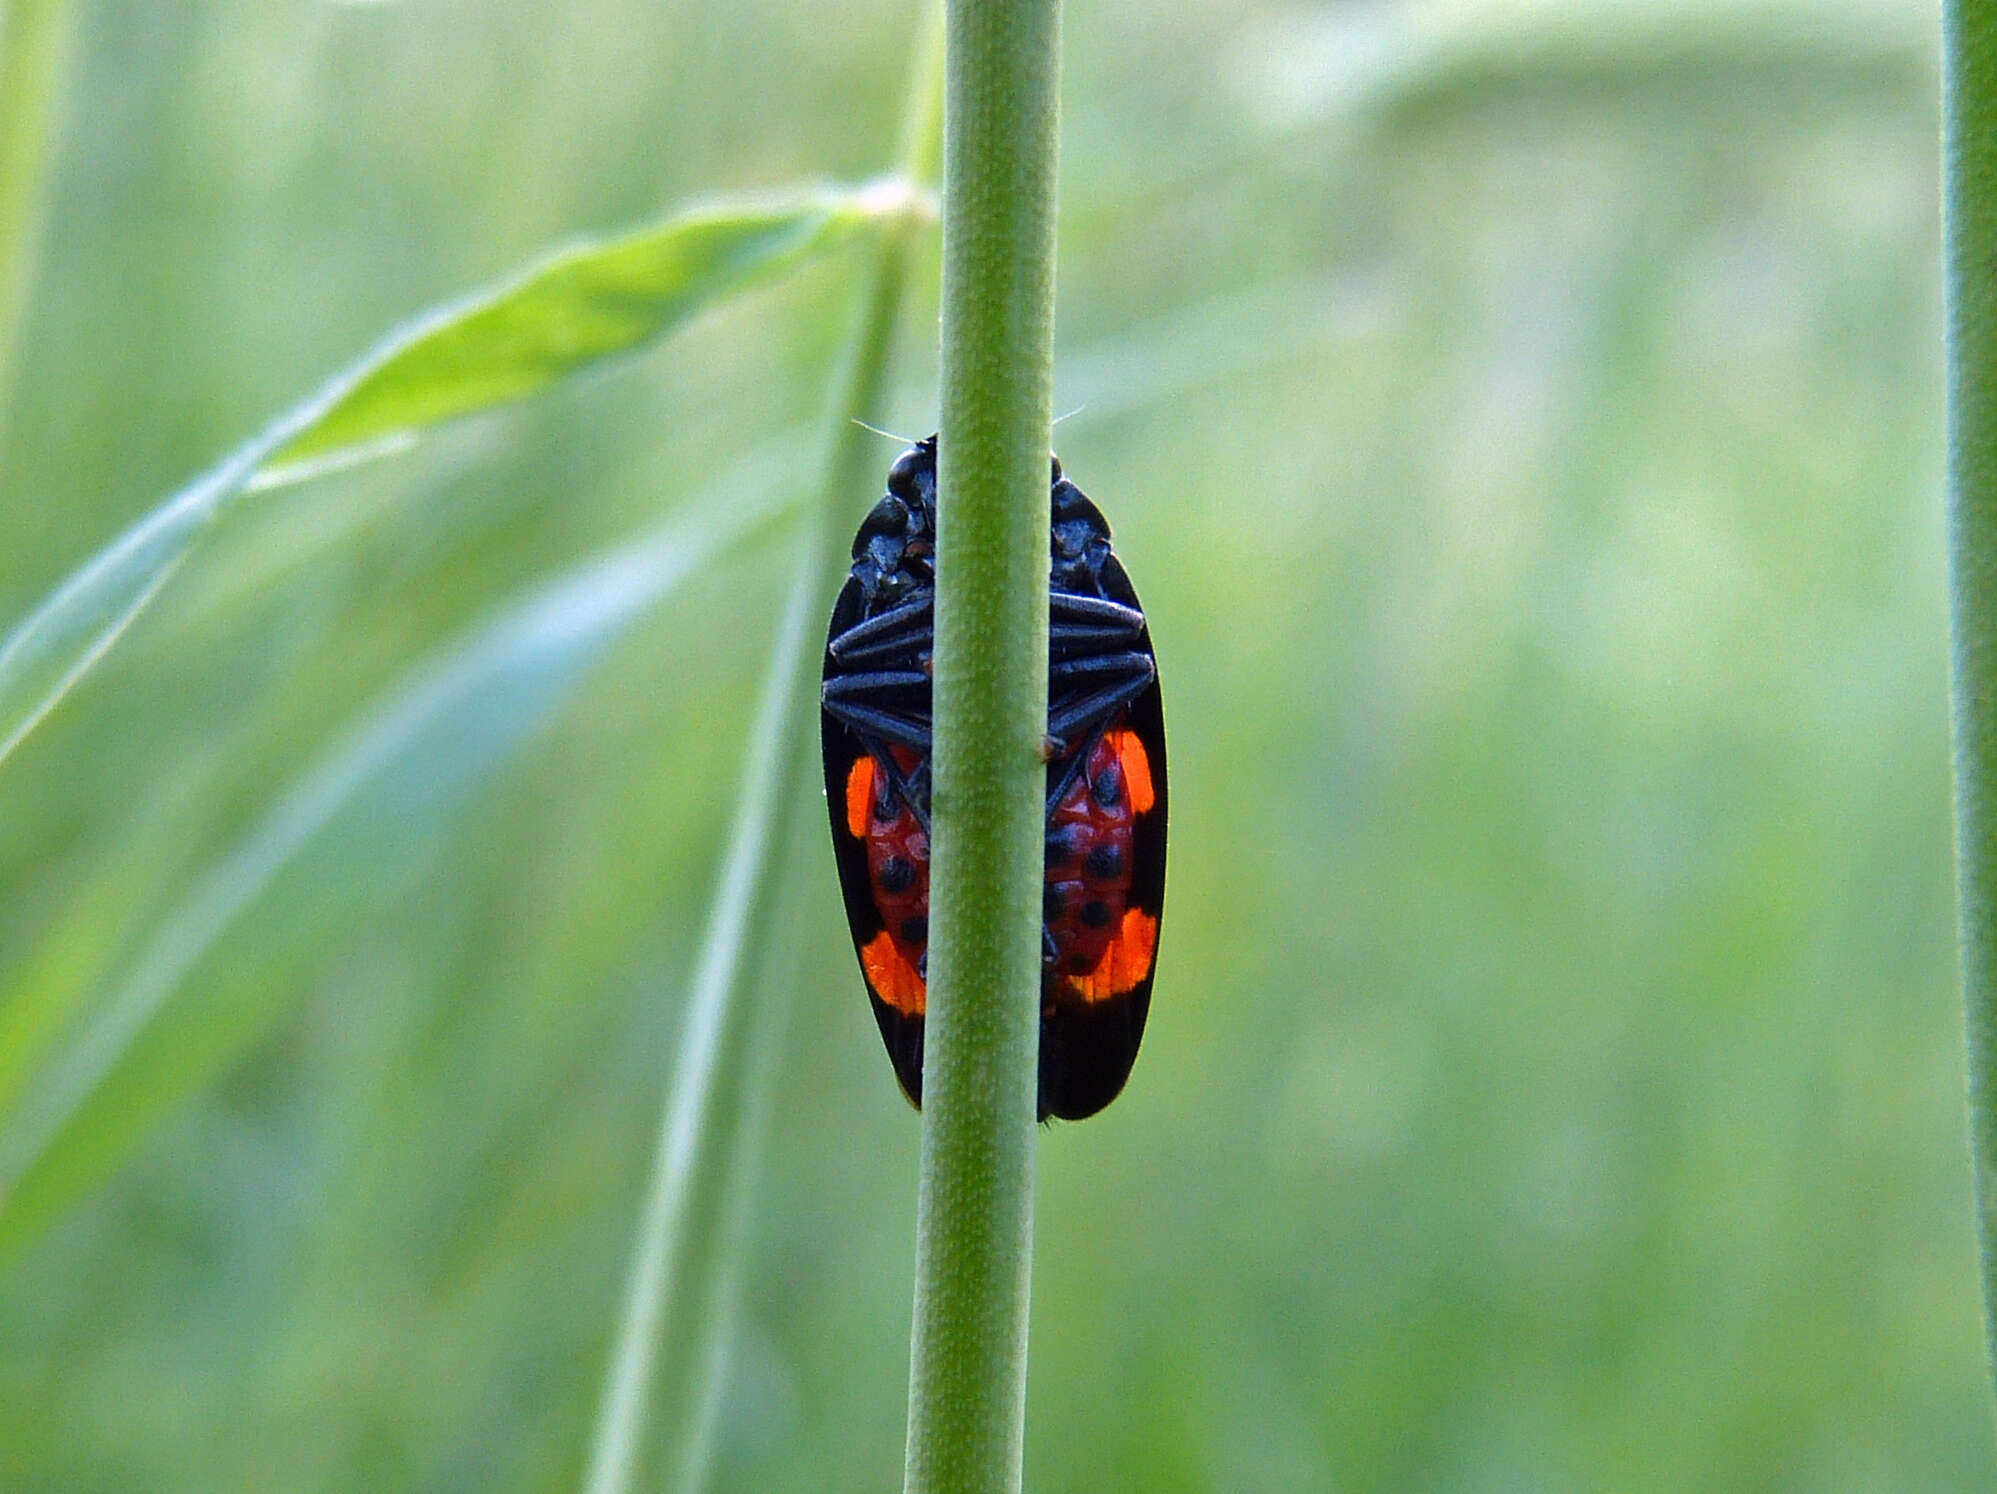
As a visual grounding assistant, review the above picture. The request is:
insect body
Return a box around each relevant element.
[821,436,1166,1121]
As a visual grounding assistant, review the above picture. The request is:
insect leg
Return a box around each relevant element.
[1046,663,1156,745]
[828,595,934,668]
[1049,594,1146,633]
[821,697,933,754]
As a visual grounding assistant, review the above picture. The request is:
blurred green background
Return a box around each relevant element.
[0,0,1984,1488]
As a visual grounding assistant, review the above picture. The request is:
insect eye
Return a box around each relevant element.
[888,444,931,498]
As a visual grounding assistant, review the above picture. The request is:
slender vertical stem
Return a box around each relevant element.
[903,2,1061,1490]
[0,0,74,446]
[1946,0,1997,1387]
[581,237,923,1494]
[580,18,940,1494]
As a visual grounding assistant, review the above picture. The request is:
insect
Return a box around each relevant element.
[821,435,1166,1121]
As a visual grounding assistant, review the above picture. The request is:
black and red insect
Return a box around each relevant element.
[821,435,1166,1121]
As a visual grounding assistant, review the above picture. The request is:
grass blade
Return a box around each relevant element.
[582,33,938,1482]
[0,181,913,772]
[1236,0,1931,132]
[258,183,910,479]
[1945,0,1997,1393]
[582,223,927,1494]
[0,457,789,1254]
[581,536,822,1494]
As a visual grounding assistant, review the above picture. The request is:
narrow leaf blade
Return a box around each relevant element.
[262,186,899,475]
[0,458,789,1255]
[0,181,909,771]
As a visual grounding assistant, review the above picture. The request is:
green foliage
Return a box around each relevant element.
[264,189,898,478]
[0,185,898,770]
[1945,0,1997,1385]
[587,177,931,1494]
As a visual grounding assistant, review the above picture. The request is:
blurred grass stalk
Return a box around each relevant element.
[581,16,942,1494]
[0,0,73,447]
[1237,0,1929,132]
[1946,0,1997,1393]
[903,1,1059,1491]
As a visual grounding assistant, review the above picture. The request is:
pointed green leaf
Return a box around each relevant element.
[260,184,907,476]
[0,180,917,772]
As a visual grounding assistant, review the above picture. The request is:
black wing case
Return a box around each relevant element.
[821,575,927,1108]
[1037,550,1167,1122]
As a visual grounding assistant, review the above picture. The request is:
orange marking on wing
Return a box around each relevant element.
[1070,908,1158,1003]
[844,756,876,838]
[1113,730,1155,815]
[861,930,927,1015]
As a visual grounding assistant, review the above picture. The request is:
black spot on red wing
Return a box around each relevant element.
[1079,899,1113,929]
[1045,824,1082,866]
[1092,759,1123,808]
[900,914,928,947]
[877,855,916,894]
[1084,843,1124,881]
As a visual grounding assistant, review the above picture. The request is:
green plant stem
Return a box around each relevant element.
[581,244,920,1494]
[903,2,1061,1490]
[1947,0,1997,1388]
[0,0,73,446]
[665,773,824,1494]
[580,20,940,1494]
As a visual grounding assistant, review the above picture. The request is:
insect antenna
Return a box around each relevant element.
[850,417,918,446]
